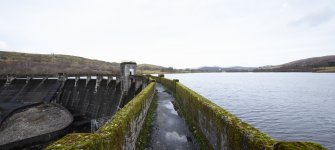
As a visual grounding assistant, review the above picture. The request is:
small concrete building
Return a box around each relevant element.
[120,61,137,93]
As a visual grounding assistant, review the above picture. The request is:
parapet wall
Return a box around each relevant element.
[46,81,156,150]
[151,76,326,150]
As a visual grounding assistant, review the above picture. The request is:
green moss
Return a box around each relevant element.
[136,93,158,149]
[46,82,156,150]
[274,141,327,150]
[175,82,275,149]
[98,83,156,148]
[172,99,213,150]
[45,133,101,150]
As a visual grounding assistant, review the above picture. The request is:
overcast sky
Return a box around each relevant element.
[0,0,334,68]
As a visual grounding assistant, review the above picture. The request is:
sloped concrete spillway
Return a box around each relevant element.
[0,74,147,149]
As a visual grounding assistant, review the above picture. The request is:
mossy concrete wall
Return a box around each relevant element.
[46,81,156,150]
[151,76,326,150]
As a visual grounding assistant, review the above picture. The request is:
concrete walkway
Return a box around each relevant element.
[148,83,198,150]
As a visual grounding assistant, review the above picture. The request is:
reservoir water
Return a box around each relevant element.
[165,73,335,149]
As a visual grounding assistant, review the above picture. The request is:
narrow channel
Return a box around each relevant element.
[148,83,198,149]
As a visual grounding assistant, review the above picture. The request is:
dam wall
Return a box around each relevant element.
[46,80,156,150]
[56,77,122,119]
[151,75,326,150]
[0,74,147,123]
[0,74,148,148]
[0,75,123,125]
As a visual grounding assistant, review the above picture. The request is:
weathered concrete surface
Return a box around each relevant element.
[0,103,73,145]
[0,78,61,124]
[148,83,198,150]
[45,82,156,150]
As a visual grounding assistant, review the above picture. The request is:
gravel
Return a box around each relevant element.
[0,103,72,145]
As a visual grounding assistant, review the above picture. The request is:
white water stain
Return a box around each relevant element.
[170,109,178,115]
[163,101,178,116]
[165,131,187,143]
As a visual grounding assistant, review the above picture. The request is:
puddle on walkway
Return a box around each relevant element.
[148,83,198,150]
[165,131,188,143]
[163,101,178,116]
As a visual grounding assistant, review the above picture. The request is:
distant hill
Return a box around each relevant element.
[198,66,255,72]
[1,51,334,74]
[197,56,335,73]
[137,64,189,74]
[197,66,222,72]
[0,51,185,75]
[255,55,335,72]
[137,64,164,74]
[138,64,164,71]
[0,51,183,75]
[0,51,120,75]
[282,55,335,67]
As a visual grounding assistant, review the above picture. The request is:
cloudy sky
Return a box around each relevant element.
[0,0,334,68]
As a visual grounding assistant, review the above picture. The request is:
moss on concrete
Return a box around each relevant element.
[172,99,212,150]
[136,93,157,150]
[98,82,156,149]
[274,141,327,150]
[46,133,101,150]
[46,82,156,150]
[175,83,275,149]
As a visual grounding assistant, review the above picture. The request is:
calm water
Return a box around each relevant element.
[165,73,335,149]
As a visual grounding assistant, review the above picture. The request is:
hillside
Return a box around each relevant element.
[137,64,170,74]
[137,64,164,71]
[137,64,191,74]
[282,55,335,67]
[0,51,183,75]
[0,51,120,74]
[1,51,334,74]
[255,55,335,72]
[198,66,255,72]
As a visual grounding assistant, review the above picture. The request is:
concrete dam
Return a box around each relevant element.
[0,62,148,149]
[0,62,327,150]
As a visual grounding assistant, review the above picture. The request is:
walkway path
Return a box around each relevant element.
[148,83,198,150]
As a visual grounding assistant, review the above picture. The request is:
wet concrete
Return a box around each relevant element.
[148,83,198,150]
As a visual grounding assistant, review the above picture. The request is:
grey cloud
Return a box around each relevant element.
[289,9,335,27]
